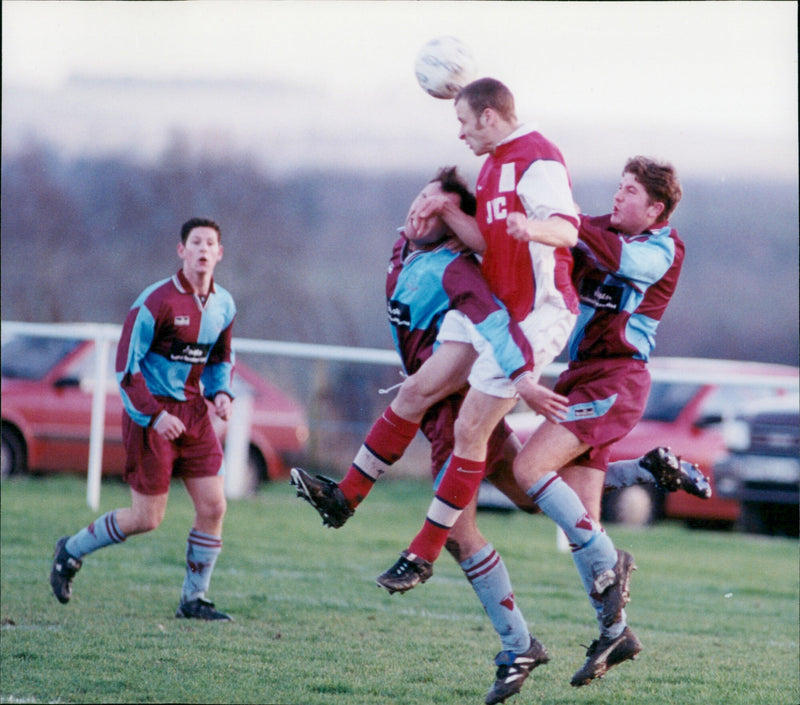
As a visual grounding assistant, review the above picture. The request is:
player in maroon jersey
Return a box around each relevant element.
[50,218,237,621]
[510,156,685,686]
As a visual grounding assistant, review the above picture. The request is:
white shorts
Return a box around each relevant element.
[437,303,577,398]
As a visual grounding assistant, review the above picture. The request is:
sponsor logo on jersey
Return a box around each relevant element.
[174,315,190,326]
[579,278,623,312]
[387,299,412,328]
[169,340,211,364]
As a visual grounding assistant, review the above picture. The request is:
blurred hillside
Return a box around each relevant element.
[1,138,798,367]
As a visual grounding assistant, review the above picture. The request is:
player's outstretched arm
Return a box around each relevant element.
[415,195,486,252]
[506,213,578,248]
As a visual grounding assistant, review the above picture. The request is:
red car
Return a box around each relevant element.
[1,334,309,489]
[505,357,799,527]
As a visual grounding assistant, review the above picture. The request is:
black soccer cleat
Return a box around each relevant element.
[375,550,433,594]
[570,626,642,686]
[290,467,354,529]
[640,446,712,498]
[175,597,233,621]
[50,536,82,604]
[485,635,550,705]
[592,549,636,628]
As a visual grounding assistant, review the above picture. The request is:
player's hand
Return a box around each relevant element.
[214,393,232,421]
[153,412,186,441]
[514,376,570,424]
[412,194,449,226]
[506,212,531,242]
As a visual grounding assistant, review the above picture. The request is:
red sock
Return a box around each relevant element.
[338,406,419,507]
[408,456,485,562]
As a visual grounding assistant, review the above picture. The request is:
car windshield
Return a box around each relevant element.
[642,382,703,422]
[1,336,82,380]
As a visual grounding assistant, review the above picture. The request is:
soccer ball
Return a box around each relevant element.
[414,36,477,100]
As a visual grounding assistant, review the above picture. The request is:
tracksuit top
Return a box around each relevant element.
[116,269,236,428]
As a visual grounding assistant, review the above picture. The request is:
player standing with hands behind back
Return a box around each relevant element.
[50,217,237,622]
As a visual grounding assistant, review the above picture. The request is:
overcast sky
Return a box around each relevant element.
[2,1,798,178]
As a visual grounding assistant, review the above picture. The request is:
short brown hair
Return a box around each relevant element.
[431,166,476,217]
[623,157,682,221]
[180,217,221,244]
[456,77,517,123]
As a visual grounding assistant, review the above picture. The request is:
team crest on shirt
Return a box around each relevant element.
[174,315,190,326]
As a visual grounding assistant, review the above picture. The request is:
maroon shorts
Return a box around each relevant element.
[122,396,224,495]
[555,358,651,472]
[421,391,509,480]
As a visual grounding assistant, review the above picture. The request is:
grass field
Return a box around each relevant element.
[1,475,798,705]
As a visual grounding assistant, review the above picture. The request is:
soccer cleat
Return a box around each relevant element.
[570,626,642,686]
[640,446,712,498]
[175,597,233,621]
[592,549,636,628]
[375,550,433,594]
[484,635,550,705]
[50,536,82,604]
[290,467,354,528]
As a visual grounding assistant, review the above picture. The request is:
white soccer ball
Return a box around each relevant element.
[414,36,477,100]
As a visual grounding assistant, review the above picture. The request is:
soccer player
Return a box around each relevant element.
[508,156,685,686]
[291,167,705,703]
[377,77,584,588]
[50,217,237,621]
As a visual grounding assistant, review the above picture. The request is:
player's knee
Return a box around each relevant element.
[133,509,165,534]
[201,496,227,525]
[453,413,489,452]
[396,374,436,412]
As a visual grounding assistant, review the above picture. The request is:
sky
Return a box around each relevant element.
[2,1,798,178]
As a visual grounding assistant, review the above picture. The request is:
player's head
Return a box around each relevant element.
[611,157,682,235]
[404,167,474,247]
[454,78,518,155]
[432,166,476,217]
[622,157,682,222]
[178,217,224,278]
[181,217,221,244]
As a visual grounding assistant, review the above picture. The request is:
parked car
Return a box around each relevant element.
[713,394,799,536]
[496,358,799,527]
[1,334,309,490]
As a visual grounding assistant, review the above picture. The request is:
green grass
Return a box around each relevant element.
[1,475,798,705]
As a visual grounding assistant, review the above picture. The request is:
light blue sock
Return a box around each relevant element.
[65,511,126,559]
[605,459,653,490]
[181,529,222,602]
[527,471,618,602]
[461,544,530,654]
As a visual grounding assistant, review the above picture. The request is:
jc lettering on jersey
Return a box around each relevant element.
[485,162,516,225]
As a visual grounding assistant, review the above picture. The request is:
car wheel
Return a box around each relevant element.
[1,425,27,479]
[602,485,662,527]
